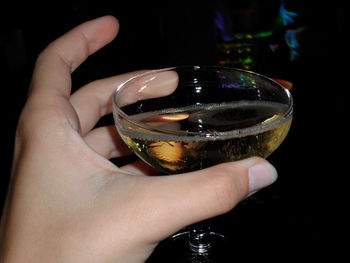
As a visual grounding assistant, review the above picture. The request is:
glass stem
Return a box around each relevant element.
[188,220,212,254]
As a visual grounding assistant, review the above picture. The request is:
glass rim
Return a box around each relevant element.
[113,66,293,139]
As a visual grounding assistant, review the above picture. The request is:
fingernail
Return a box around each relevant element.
[248,162,278,194]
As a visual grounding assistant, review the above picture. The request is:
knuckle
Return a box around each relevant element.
[208,163,248,214]
[16,102,67,145]
[211,168,237,213]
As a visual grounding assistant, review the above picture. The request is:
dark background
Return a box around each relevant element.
[1,1,347,261]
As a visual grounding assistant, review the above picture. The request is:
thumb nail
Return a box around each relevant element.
[248,162,278,194]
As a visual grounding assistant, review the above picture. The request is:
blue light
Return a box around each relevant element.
[215,10,234,42]
[285,30,300,60]
[279,0,299,26]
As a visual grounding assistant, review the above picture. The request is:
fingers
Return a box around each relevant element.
[71,69,179,135]
[83,124,161,175]
[29,16,119,101]
[84,125,131,159]
[115,69,179,108]
[137,157,277,242]
[70,71,146,135]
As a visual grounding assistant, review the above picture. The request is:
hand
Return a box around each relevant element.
[0,16,278,263]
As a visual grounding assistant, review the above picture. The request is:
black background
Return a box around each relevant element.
[1,1,347,261]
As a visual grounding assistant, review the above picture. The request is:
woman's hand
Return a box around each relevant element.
[0,16,277,263]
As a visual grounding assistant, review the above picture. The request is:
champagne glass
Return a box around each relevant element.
[112,66,293,259]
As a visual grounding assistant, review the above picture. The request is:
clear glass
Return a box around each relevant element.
[112,66,293,260]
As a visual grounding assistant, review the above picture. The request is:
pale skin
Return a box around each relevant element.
[0,16,278,262]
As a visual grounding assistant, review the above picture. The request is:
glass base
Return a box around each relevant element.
[172,224,226,255]
[148,229,231,263]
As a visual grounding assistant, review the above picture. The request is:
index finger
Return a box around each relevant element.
[29,16,119,101]
[70,69,179,135]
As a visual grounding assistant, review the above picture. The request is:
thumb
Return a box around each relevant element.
[144,157,277,242]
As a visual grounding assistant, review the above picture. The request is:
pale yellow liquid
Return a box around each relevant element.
[119,101,292,174]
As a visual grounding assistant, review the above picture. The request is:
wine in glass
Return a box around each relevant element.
[113,66,293,259]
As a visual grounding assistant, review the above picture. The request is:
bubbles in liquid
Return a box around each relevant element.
[121,101,290,142]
